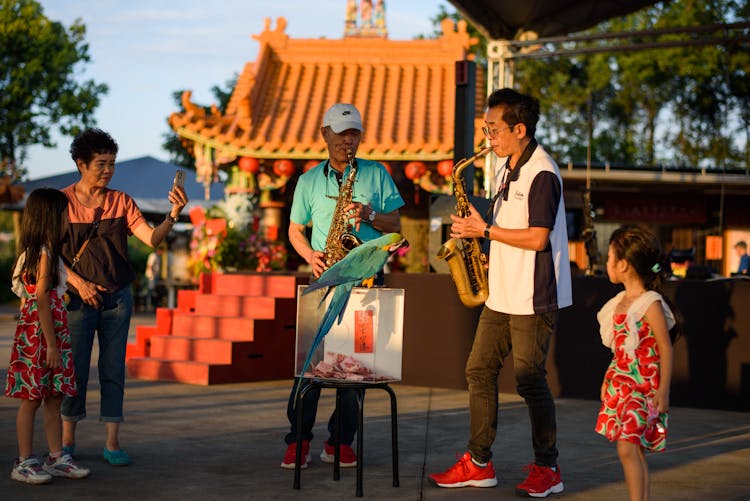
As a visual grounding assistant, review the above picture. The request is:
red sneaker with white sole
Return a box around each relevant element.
[320,442,357,467]
[428,452,498,488]
[515,463,564,497]
[280,440,310,469]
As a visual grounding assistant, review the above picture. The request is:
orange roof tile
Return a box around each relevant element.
[169,17,487,163]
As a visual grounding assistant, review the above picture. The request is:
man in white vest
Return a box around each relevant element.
[430,88,571,498]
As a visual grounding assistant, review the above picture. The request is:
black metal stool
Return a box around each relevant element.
[293,379,399,497]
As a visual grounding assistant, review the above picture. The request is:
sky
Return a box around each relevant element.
[27,0,451,179]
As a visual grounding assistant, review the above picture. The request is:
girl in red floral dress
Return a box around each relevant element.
[595,225,680,501]
[5,189,90,484]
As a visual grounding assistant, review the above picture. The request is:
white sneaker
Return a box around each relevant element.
[10,456,53,484]
[42,453,90,479]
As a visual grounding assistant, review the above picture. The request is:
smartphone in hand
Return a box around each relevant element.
[172,169,186,191]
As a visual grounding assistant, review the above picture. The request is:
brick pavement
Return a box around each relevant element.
[0,310,748,500]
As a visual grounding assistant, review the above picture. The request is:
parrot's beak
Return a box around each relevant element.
[388,237,408,253]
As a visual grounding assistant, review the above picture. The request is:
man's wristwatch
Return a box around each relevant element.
[368,209,376,222]
[484,224,492,239]
[165,214,178,225]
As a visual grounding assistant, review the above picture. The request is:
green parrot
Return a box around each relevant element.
[294,232,406,401]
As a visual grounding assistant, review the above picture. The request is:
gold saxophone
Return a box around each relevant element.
[323,149,362,268]
[437,147,493,308]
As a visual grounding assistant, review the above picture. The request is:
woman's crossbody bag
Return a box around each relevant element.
[71,207,103,270]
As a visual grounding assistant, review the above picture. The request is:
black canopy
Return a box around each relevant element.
[447,0,661,40]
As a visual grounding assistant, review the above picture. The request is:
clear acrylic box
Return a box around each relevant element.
[295,285,405,382]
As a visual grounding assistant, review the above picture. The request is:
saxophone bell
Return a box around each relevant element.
[341,233,363,252]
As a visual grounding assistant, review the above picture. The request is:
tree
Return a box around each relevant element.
[513,0,749,169]
[162,74,238,169]
[0,0,107,177]
[426,0,748,170]
[161,89,197,169]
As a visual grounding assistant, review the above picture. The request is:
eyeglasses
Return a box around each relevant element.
[482,125,514,139]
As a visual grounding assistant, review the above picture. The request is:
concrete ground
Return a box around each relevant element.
[1,310,749,500]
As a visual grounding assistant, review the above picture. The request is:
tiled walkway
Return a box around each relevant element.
[1,312,748,500]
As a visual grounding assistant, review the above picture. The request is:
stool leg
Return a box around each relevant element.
[293,381,315,490]
[384,384,400,487]
[334,388,342,481]
[356,388,365,497]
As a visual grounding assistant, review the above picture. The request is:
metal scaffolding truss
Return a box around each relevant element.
[487,21,750,92]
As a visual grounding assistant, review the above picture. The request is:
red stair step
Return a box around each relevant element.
[212,273,302,298]
[126,273,307,385]
[155,307,174,334]
[170,313,263,340]
[126,357,227,385]
[127,357,282,385]
[193,295,278,318]
[149,336,254,364]
[125,325,158,359]
[176,289,198,313]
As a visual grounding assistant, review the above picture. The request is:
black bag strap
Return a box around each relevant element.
[71,207,103,269]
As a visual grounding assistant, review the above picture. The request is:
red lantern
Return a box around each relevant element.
[404,161,426,180]
[189,206,206,226]
[380,161,392,176]
[437,159,454,178]
[273,159,296,177]
[304,160,319,173]
[238,156,260,174]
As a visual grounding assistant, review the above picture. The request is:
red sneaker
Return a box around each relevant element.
[280,440,310,469]
[428,452,498,488]
[515,464,564,497]
[320,442,357,467]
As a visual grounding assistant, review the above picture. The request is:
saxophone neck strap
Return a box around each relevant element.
[486,138,537,221]
[324,158,358,185]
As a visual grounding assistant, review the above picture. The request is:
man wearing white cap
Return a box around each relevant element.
[282,103,404,470]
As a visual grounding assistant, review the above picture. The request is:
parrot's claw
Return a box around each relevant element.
[361,275,375,288]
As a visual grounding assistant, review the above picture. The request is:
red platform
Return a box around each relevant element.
[126,272,308,385]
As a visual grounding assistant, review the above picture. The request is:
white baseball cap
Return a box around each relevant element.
[323,103,364,133]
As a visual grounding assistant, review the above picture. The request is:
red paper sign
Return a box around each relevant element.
[354,310,374,353]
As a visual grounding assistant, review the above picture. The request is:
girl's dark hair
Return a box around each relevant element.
[70,128,118,164]
[16,188,69,289]
[609,224,682,341]
[486,88,541,137]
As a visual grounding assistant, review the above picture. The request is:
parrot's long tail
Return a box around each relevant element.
[292,285,353,407]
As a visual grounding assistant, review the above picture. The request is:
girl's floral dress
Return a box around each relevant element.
[594,290,674,451]
[4,251,77,400]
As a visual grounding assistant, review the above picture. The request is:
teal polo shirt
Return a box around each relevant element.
[290,158,405,251]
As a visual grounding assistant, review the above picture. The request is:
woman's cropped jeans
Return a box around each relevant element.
[61,287,133,423]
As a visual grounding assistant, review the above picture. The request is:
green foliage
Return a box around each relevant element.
[0,0,108,174]
[162,74,239,168]
[214,227,253,271]
[0,211,15,232]
[428,0,748,169]
[0,232,17,305]
[188,222,287,278]
[128,235,151,281]
[210,75,238,111]
[513,0,749,169]
[161,97,196,169]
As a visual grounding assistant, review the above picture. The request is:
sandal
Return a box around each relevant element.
[103,447,130,466]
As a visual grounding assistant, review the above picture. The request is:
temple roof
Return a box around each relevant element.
[169,17,486,163]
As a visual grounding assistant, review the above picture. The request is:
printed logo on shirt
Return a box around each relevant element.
[513,189,525,201]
